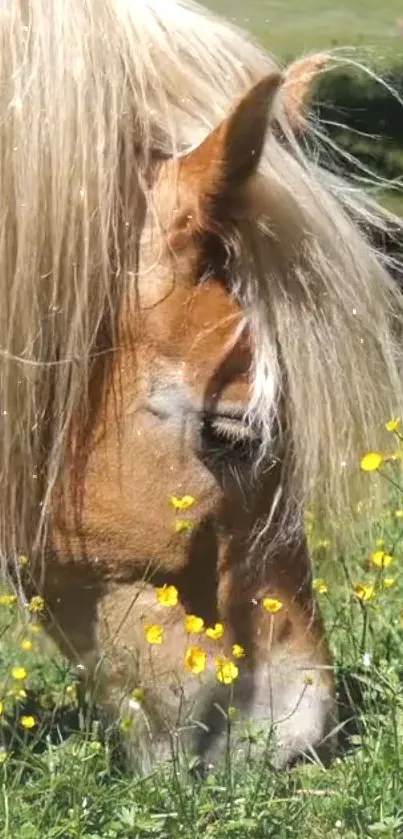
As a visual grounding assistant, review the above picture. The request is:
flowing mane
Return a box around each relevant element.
[1,0,403,575]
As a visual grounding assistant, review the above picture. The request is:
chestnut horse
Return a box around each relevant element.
[1,0,403,773]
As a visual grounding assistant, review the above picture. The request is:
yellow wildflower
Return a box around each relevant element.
[20,639,33,652]
[0,701,3,715]
[382,577,396,589]
[184,646,207,675]
[215,656,239,685]
[170,495,196,511]
[395,510,403,519]
[18,554,29,567]
[174,520,195,534]
[312,578,328,595]
[0,594,17,607]
[232,644,245,659]
[28,596,44,613]
[185,615,204,634]
[20,715,36,729]
[360,452,383,472]
[385,418,400,432]
[0,751,7,764]
[262,598,283,614]
[11,688,27,701]
[353,583,375,602]
[205,623,224,641]
[371,551,393,569]
[11,667,27,681]
[144,624,164,645]
[156,585,179,607]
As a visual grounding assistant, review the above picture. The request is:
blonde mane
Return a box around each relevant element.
[1,0,403,574]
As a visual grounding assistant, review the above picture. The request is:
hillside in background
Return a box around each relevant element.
[205,0,403,55]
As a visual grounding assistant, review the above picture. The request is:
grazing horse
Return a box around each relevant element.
[1,0,403,773]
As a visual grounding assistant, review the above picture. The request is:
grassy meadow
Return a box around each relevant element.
[206,0,403,57]
[2,2,403,837]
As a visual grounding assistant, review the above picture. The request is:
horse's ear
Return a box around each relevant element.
[283,53,329,130]
[179,72,283,204]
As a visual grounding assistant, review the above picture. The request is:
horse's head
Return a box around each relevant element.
[52,70,315,590]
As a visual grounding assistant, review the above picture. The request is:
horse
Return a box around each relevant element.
[1,0,403,774]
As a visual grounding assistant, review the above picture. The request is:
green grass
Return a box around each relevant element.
[204,0,403,58]
[2,457,403,838]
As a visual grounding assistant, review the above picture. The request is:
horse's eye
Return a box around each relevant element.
[200,413,259,459]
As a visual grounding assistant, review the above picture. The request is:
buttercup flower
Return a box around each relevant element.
[185,615,204,634]
[174,520,195,534]
[385,418,400,432]
[156,585,179,607]
[215,656,239,685]
[312,578,328,594]
[382,577,396,589]
[0,701,3,716]
[0,594,17,607]
[360,452,383,472]
[262,598,283,614]
[353,583,375,602]
[28,596,44,613]
[170,495,196,511]
[395,510,403,519]
[20,639,33,652]
[20,715,36,729]
[185,646,207,675]
[205,623,224,641]
[371,551,393,569]
[13,689,27,701]
[232,644,245,659]
[11,667,27,681]
[144,625,164,645]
